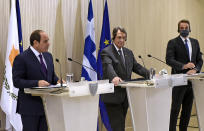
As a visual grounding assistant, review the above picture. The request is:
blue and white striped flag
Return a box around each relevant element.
[81,0,97,81]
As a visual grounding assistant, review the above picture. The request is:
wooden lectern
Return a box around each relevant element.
[24,80,114,131]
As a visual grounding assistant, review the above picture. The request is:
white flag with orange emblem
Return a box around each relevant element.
[0,0,22,130]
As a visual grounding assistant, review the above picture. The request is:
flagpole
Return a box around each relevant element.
[9,0,11,14]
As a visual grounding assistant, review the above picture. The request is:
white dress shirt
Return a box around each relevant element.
[30,46,47,68]
[180,36,192,61]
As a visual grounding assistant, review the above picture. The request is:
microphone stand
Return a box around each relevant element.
[138,55,149,80]
[55,58,63,87]
[67,58,101,80]
[138,55,146,68]
[147,54,168,66]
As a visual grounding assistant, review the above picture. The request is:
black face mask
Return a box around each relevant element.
[180,30,189,37]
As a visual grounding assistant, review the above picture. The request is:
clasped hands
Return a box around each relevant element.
[182,62,197,75]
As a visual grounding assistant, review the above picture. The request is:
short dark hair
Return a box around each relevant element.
[177,19,191,32]
[30,30,43,46]
[112,27,127,41]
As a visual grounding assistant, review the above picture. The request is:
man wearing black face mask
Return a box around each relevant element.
[166,19,203,131]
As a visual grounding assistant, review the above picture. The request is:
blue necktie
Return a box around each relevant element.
[39,54,47,76]
[184,39,190,59]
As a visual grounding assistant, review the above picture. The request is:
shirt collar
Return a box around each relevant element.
[30,46,41,57]
[180,36,190,43]
[113,43,123,52]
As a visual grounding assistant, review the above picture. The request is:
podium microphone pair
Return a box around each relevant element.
[56,58,98,85]
[138,54,169,79]
[67,58,101,80]
[55,58,97,86]
[138,54,168,67]
[147,54,168,66]
[67,58,96,72]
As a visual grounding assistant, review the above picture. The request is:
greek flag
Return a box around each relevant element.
[81,0,97,81]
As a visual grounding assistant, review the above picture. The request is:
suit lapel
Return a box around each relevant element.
[123,48,128,68]
[28,47,41,68]
[28,48,47,79]
[40,53,49,80]
[43,53,50,80]
[112,45,126,69]
[190,38,196,62]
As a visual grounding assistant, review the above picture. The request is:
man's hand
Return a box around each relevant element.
[57,79,66,84]
[112,77,123,86]
[38,80,50,87]
[186,69,197,75]
[183,62,195,70]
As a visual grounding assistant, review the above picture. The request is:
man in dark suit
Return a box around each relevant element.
[166,19,203,131]
[101,27,149,131]
[12,30,59,131]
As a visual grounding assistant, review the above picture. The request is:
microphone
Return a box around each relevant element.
[68,58,96,72]
[147,54,168,66]
[138,55,149,80]
[68,58,101,80]
[55,58,63,87]
[138,55,146,68]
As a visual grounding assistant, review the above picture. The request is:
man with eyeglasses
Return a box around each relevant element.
[100,27,149,131]
[166,19,203,131]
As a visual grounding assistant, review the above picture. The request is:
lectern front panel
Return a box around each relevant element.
[43,95,99,131]
[127,87,172,131]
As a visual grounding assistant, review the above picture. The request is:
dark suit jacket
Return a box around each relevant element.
[100,44,149,104]
[166,36,203,74]
[12,47,58,115]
